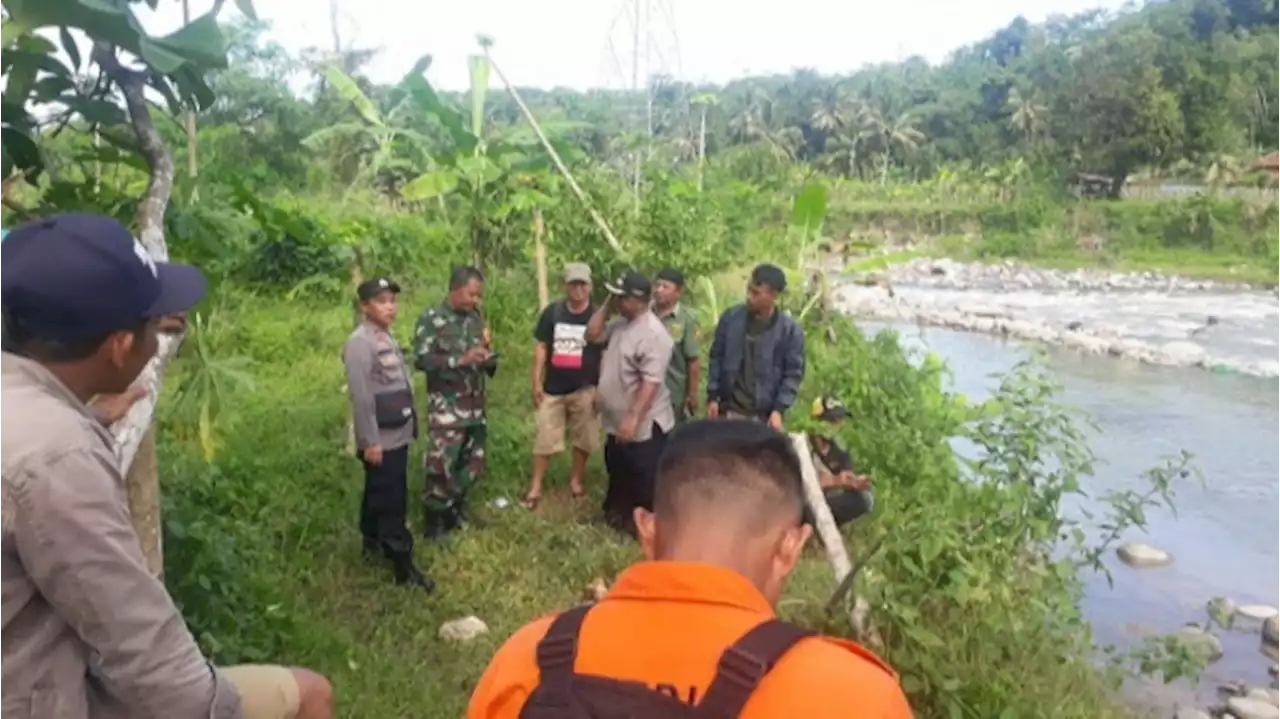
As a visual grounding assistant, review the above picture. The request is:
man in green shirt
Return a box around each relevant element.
[652,268,700,424]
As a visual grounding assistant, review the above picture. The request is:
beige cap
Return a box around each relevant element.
[563,262,592,283]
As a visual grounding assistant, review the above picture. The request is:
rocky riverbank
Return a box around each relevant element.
[831,258,1280,378]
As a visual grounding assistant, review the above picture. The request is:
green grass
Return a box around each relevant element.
[159,287,1143,719]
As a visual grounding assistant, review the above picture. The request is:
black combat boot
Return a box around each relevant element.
[423,505,453,541]
[451,495,485,530]
[390,551,435,591]
[361,537,382,563]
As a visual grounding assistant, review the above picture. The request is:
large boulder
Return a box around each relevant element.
[1264,616,1279,646]
[1226,696,1280,719]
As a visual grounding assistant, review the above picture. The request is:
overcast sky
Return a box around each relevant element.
[137,0,1131,91]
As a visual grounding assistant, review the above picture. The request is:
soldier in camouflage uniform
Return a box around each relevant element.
[412,266,498,539]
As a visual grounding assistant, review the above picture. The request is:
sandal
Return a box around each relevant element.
[520,493,541,511]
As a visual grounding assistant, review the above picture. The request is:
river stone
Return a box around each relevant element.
[1161,340,1207,366]
[1244,687,1278,706]
[1174,709,1211,719]
[1265,617,1279,646]
[1239,606,1280,623]
[1174,626,1224,663]
[1226,696,1280,719]
[438,616,489,642]
[1117,542,1173,568]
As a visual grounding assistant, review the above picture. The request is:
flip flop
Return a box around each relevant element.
[520,494,541,511]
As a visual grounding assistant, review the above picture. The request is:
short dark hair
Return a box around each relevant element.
[3,309,149,363]
[449,266,485,291]
[654,419,805,528]
[750,264,787,292]
[655,268,685,288]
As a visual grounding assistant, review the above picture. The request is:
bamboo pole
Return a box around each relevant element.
[482,47,626,257]
[790,432,851,580]
[533,208,549,309]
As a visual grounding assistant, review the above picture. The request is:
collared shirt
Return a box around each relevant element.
[343,320,416,451]
[467,561,912,719]
[412,300,492,428]
[654,302,700,414]
[597,312,674,442]
[1,353,242,719]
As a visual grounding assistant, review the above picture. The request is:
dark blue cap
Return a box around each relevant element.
[1,213,207,340]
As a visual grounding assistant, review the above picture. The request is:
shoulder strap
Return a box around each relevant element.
[697,620,814,719]
[534,603,592,695]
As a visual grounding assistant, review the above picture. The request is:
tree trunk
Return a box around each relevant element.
[126,427,164,578]
[879,151,890,187]
[95,44,186,567]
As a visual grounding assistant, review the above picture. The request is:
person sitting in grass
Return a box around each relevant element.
[803,395,874,530]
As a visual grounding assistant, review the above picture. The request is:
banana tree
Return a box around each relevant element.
[399,53,585,268]
[303,60,438,198]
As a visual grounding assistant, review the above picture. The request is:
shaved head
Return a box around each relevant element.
[653,419,805,532]
[638,419,812,604]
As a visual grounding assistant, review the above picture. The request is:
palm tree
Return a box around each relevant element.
[690,92,718,192]
[811,89,874,178]
[1005,87,1047,144]
[869,107,926,186]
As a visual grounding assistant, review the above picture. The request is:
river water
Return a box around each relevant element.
[867,320,1279,711]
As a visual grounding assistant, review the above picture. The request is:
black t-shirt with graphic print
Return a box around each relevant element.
[534,300,602,396]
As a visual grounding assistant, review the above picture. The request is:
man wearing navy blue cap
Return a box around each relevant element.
[1,214,333,719]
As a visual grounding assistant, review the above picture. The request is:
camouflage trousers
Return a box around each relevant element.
[423,423,487,512]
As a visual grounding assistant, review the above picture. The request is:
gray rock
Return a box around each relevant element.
[1174,709,1211,719]
[1226,696,1280,719]
[1265,616,1279,646]
[1244,687,1278,706]
[1117,542,1173,568]
[1238,606,1280,623]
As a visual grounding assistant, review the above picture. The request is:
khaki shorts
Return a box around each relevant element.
[221,664,300,719]
[535,387,600,456]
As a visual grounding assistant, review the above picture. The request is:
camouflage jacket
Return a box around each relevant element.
[412,300,494,428]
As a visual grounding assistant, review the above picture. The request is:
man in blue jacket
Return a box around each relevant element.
[706,263,806,430]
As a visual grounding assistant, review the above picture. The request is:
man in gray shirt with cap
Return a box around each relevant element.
[2,213,332,719]
[585,270,674,537]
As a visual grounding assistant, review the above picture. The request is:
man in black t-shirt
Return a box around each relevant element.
[524,262,603,510]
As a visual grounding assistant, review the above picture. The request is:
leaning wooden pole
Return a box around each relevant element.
[789,431,878,645]
[533,208,549,309]
[482,46,626,257]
